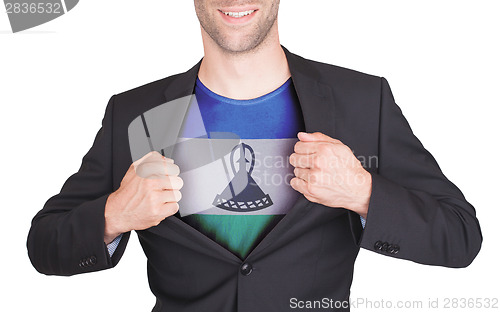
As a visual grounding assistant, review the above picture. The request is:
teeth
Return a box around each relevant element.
[222,10,255,18]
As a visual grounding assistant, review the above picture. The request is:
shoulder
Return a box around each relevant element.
[108,66,195,125]
[289,50,383,92]
[102,70,189,130]
[113,73,182,104]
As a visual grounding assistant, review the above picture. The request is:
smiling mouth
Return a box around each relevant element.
[219,9,257,18]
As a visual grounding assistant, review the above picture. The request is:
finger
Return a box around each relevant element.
[136,162,180,179]
[294,141,314,154]
[290,177,317,200]
[149,175,183,191]
[289,153,316,168]
[297,132,342,144]
[294,141,333,154]
[133,151,174,168]
[165,163,180,176]
[164,158,174,164]
[141,153,175,166]
[161,202,180,217]
[293,167,311,182]
[294,167,324,185]
[133,151,161,166]
[160,175,184,190]
[142,162,179,178]
[158,189,182,203]
[125,153,161,183]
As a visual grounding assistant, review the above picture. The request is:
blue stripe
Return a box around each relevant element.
[179,77,305,139]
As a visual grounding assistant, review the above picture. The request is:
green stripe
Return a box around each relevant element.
[182,214,284,259]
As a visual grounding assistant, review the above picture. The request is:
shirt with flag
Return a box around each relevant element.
[175,76,305,260]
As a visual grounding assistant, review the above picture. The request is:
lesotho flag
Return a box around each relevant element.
[128,93,300,217]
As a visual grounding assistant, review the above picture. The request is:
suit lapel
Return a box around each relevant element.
[156,46,338,261]
[244,47,338,258]
[283,46,337,137]
[163,60,201,102]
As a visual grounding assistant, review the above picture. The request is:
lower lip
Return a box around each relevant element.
[218,10,258,24]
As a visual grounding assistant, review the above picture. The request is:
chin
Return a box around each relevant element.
[219,37,261,54]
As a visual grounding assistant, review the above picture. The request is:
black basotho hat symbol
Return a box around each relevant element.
[213,143,273,212]
[4,0,79,33]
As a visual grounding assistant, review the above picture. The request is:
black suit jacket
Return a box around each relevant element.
[27,46,482,311]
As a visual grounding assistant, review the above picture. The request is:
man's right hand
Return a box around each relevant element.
[103,151,183,244]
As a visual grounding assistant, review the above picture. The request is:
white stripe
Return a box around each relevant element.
[175,138,299,216]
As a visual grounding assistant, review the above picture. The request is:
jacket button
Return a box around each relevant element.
[374,241,383,250]
[89,256,97,265]
[387,244,395,254]
[393,245,400,254]
[381,242,389,252]
[240,263,253,276]
[79,258,87,267]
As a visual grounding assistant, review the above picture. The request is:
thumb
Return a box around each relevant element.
[133,151,161,167]
[297,132,340,144]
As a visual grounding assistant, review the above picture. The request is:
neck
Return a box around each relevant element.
[197,25,291,100]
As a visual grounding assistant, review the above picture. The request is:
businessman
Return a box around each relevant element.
[27,1,482,311]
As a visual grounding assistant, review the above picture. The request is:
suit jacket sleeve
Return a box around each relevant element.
[27,95,130,276]
[350,77,482,268]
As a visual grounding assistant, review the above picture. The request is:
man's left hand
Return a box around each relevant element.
[289,132,372,219]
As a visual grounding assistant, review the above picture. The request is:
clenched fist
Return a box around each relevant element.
[289,132,371,219]
[104,151,184,244]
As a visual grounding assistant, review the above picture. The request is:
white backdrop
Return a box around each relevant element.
[1,1,498,311]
